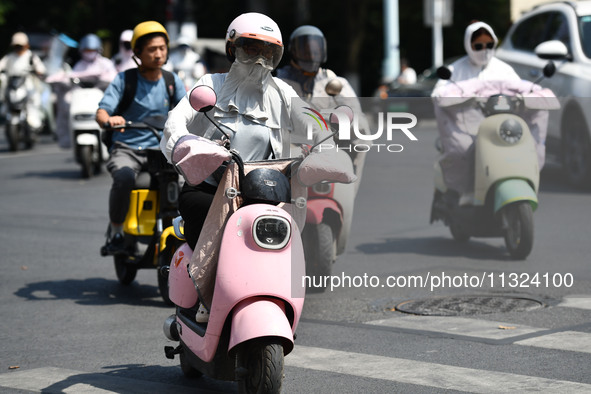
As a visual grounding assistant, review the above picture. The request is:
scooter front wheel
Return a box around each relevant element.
[179,349,203,378]
[158,242,179,306]
[503,201,534,260]
[238,338,284,394]
[80,145,93,179]
[6,123,19,152]
[114,255,137,285]
[303,223,336,292]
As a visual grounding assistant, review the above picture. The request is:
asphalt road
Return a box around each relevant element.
[0,121,590,393]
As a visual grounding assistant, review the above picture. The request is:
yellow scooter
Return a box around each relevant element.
[100,117,183,304]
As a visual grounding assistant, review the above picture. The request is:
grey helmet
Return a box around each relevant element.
[288,25,327,75]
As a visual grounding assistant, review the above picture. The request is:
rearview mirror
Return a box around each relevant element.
[535,40,569,60]
[189,85,217,112]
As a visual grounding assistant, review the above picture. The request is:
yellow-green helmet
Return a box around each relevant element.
[131,21,169,51]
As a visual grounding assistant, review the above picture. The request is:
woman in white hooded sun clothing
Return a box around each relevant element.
[431,21,521,203]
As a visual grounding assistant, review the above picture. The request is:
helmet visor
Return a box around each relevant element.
[290,35,326,73]
[234,37,283,70]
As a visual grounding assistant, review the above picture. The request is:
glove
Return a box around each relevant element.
[171,134,232,186]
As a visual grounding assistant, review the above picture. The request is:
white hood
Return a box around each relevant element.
[464,21,498,67]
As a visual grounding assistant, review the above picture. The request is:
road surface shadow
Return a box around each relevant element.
[14,277,169,307]
[34,364,236,393]
[356,236,514,261]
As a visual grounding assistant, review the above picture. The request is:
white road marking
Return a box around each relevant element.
[558,296,591,310]
[516,331,591,354]
[286,345,591,393]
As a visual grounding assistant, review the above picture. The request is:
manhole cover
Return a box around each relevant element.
[395,295,544,316]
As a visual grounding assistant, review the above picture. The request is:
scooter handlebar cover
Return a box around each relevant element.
[171,134,232,186]
[297,149,357,187]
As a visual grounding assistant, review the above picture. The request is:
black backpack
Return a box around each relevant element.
[103,68,177,148]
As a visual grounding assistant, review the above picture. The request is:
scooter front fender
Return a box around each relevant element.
[494,179,538,213]
[76,132,99,146]
[229,298,294,355]
[305,199,342,225]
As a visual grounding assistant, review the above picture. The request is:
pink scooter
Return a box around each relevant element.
[162,86,354,392]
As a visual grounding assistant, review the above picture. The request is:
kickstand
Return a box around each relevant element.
[164,345,182,360]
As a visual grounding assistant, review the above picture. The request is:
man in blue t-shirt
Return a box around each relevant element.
[96,21,186,254]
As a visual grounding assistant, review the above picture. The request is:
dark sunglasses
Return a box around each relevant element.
[122,41,132,50]
[473,42,494,51]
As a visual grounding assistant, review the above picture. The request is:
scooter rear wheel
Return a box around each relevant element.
[450,222,470,243]
[6,123,19,152]
[114,255,137,285]
[80,145,93,179]
[303,223,336,292]
[503,201,533,260]
[238,338,283,394]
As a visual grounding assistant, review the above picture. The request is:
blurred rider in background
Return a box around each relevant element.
[112,29,136,72]
[276,25,369,188]
[46,33,117,147]
[0,32,46,78]
[167,35,206,90]
[0,32,48,125]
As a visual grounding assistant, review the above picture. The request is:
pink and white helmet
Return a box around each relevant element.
[225,12,284,70]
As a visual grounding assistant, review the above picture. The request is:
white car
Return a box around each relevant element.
[496,1,591,188]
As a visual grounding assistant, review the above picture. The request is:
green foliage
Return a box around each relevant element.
[0,1,16,25]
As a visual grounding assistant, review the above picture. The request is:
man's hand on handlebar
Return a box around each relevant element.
[96,108,126,132]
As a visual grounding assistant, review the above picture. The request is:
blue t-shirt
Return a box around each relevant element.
[99,70,186,150]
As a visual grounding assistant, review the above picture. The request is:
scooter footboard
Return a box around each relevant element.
[229,298,294,355]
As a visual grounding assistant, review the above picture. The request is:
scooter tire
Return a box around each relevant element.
[238,338,284,394]
[114,255,137,285]
[179,350,203,378]
[6,123,19,152]
[450,222,470,243]
[503,201,534,260]
[23,125,35,150]
[562,109,591,190]
[303,223,336,290]
[158,243,177,306]
[80,145,93,179]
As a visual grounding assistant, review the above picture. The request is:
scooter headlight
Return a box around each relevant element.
[312,182,332,195]
[499,119,523,144]
[253,216,291,250]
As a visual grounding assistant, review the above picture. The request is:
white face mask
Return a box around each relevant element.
[82,51,98,62]
[469,48,494,67]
